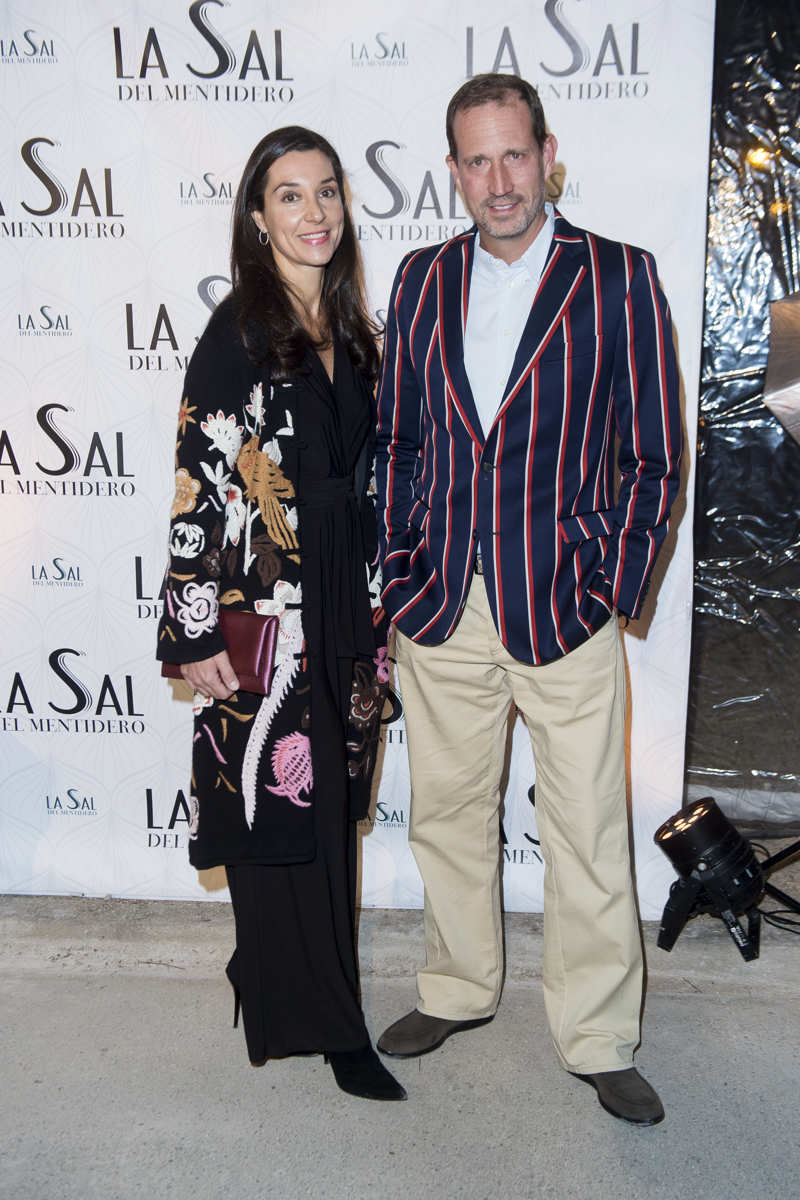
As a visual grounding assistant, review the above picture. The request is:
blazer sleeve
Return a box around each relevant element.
[375,255,425,579]
[603,250,683,619]
[156,305,250,664]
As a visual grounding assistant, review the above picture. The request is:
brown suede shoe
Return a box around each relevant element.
[575,1068,665,1126]
[377,1009,493,1058]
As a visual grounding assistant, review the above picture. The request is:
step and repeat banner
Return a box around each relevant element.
[1,1,715,918]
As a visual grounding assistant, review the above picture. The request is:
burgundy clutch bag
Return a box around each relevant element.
[161,608,279,696]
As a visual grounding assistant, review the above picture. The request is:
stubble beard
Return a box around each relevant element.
[475,183,546,243]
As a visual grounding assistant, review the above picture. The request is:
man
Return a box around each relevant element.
[374,74,682,1127]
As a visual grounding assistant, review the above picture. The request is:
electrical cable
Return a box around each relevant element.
[760,909,800,934]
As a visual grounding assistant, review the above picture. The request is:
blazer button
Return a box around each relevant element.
[481,461,494,474]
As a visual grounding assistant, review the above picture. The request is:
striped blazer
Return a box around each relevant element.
[375,212,682,666]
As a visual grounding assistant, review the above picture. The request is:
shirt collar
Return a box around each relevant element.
[473,202,555,282]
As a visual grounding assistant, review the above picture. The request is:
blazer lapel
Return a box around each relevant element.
[496,214,589,417]
[437,231,483,449]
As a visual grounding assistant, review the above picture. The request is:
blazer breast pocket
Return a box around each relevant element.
[539,334,603,365]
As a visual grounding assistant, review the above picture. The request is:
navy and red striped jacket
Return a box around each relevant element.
[375,213,682,666]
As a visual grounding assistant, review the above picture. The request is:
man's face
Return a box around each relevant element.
[447,97,557,263]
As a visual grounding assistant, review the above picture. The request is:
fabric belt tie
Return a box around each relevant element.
[301,476,355,506]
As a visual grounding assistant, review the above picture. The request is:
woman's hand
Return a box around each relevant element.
[181,650,239,700]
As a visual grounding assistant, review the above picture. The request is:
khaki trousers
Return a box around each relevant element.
[394,575,643,1074]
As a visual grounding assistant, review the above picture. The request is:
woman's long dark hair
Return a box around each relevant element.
[231,126,380,383]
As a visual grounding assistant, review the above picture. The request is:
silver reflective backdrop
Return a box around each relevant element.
[685,0,800,826]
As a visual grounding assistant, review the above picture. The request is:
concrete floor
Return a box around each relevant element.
[1,885,799,1200]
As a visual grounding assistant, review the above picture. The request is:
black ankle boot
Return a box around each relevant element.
[326,1044,407,1101]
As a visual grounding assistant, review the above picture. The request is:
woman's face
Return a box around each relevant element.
[251,149,345,282]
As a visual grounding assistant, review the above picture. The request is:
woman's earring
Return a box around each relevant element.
[258,229,270,247]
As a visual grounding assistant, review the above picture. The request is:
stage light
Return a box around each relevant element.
[654,797,764,960]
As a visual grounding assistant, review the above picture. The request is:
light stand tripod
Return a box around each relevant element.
[758,837,800,917]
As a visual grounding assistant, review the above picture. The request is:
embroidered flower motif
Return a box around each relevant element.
[188,795,200,839]
[261,410,294,466]
[266,732,313,807]
[177,398,197,436]
[171,467,202,518]
[374,644,389,684]
[169,521,205,558]
[176,581,218,639]
[263,436,283,466]
[201,410,244,468]
[245,382,266,428]
[223,483,247,547]
[255,580,303,662]
[200,458,232,506]
[347,730,374,781]
[350,662,381,726]
[192,693,214,714]
[367,568,382,609]
[250,535,281,589]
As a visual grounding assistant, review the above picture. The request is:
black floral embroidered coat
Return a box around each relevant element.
[156,299,388,869]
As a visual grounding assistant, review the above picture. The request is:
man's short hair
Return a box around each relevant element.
[446,73,547,159]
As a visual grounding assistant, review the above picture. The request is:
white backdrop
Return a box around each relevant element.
[0,0,715,918]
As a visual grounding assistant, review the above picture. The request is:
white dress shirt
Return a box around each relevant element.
[464,203,555,440]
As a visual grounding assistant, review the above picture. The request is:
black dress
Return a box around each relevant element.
[226,342,377,1061]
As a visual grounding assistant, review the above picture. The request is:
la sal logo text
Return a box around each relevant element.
[46,789,96,816]
[466,4,649,101]
[358,141,469,245]
[18,305,71,336]
[113,0,292,104]
[0,403,135,498]
[125,302,194,372]
[548,175,582,206]
[146,788,192,848]
[373,802,407,829]
[135,557,162,619]
[0,138,124,239]
[0,29,56,63]
[31,557,83,588]
[2,649,145,735]
[350,33,407,67]
[126,276,229,371]
[359,803,407,832]
[178,171,233,206]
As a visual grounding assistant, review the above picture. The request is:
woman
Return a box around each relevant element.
[156,127,404,1102]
